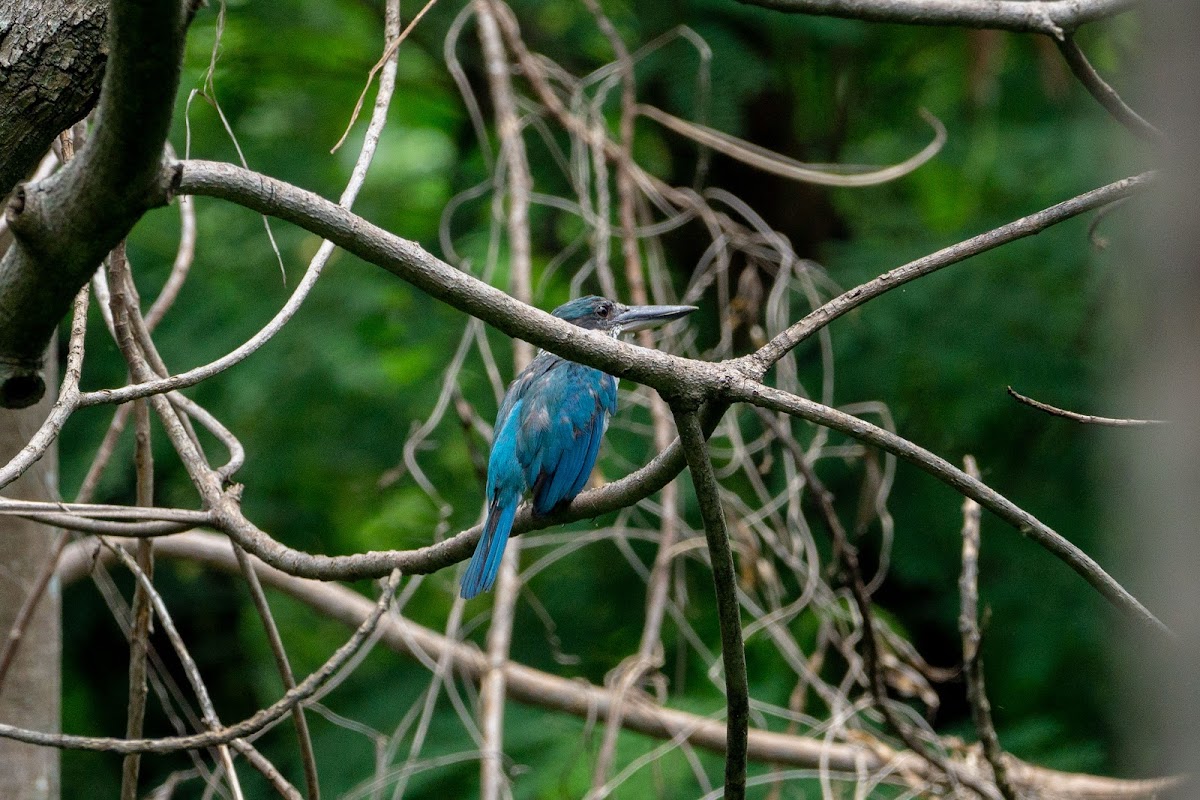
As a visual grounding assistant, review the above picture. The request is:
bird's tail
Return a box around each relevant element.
[460,491,519,599]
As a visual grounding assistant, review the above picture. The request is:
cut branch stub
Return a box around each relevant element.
[0,0,189,407]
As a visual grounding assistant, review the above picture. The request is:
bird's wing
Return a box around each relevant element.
[517,362,617,515]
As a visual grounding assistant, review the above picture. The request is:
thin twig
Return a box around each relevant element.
[474,2,534,797]
[730,379,1170,638]
[0,568,402,754]
[330,0,441,153]
[748,173,1153,373]
[106,543,244,799]
[1055,34,1163,143]
[233,544,321,800]
[119,397,155,800]
[1007,386,1168,427]
[959,456,1020,800]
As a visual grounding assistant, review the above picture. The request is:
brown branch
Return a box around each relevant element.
[0,0,189,407]
[475,3,533,796]
[674,409,748,800]
[728,379,1171,638]
[747,172,1153,375]
[1007,386,1168,427]
[959,456,1020,800]
[233,543,320,800]
[733,0,1136,37]
[53,532,1180,800]
[107,241,158,800]
[1055,34,1163,143]
[120,398,155,800]
[0,567,401,754]
[0,0,107,199]
[95,158,1162,641]
[106,541,245,797]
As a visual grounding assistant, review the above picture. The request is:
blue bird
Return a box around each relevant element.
[460,296,697,599]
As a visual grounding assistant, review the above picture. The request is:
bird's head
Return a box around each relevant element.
[551,295,697,337]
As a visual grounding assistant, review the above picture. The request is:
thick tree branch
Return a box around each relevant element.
[138,161,715,407]
[104,160,1169,638]
[0,0,187,407]
[675,410,749,800]
[734,0,1136,36]
[51,532,1179,800]
[0,0,106,199]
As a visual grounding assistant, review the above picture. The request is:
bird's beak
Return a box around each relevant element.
[612,304,698,332]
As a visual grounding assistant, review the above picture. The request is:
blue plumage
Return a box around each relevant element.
[460,296,696,599]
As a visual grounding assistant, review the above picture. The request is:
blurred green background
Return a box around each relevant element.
[55,0,1145,796]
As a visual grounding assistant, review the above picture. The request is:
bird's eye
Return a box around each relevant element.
[598,304,610,318]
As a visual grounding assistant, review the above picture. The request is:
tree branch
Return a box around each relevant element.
[53,531,1179,800]
[959,456,1019,800]
[734,0,1137,37]
[1007,386,1168,427]
[125,161,715,408]
[0,0,188,407]
[98,158,1162,640]
[747,172,1152,375]
[1055,34,1163,143]
[0,567,400,754]
[0,0,107,199]
[674,410,748,800]
[728,378,1172,638]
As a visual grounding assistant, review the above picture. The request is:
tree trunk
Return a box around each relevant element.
[0,351,60,800]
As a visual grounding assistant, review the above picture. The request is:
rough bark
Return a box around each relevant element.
[0,0,107,200]
[0,350,60,800]
[0,0,185,409]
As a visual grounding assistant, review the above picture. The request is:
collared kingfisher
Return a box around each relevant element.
[460,295,697,599]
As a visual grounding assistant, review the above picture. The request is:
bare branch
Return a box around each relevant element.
[56,532,1179,800]
[0,569,401,754]
[733,0,1136,37]
[1056,34,1163,143]
[1007,386,1168,427]
[959,456,1019,800]
[232,544,320,800]
[675,409,748,800]
[0,0,189,407]
[729,378,1172,637]
[748,172,1152,374]
[638,104,946,187]
[96,161,709,407]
